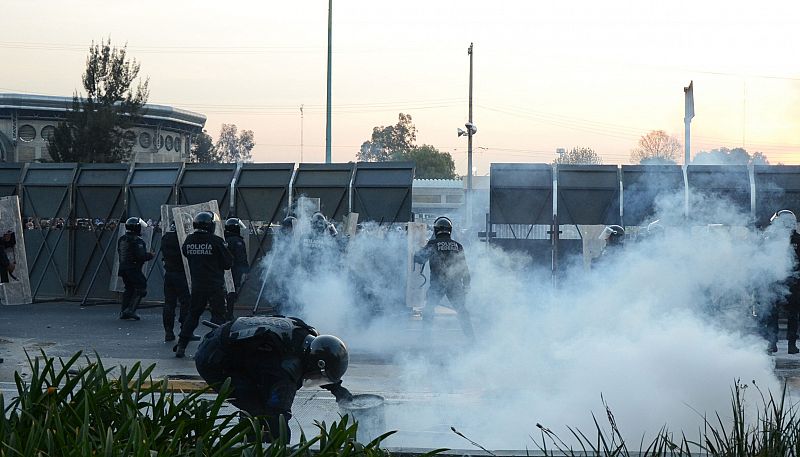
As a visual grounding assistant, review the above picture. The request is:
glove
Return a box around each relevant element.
[322,380,353,403]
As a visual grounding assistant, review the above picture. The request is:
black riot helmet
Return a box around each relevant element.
[311,212,329,234]
[433,216,453,236]
[193,211,216,233]
[600,225,625,246]
[125,217,147,236]
[302,334,349,387]
[281,216,297,233]
[224,217,246,236]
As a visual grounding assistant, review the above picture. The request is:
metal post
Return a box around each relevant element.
[466,42,474,228]
[325,0,333,164]
[300,104,304,163]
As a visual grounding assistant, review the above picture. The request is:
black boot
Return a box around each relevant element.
[173,339,188,358]
[789,341,799,354]
[768,342,778,353]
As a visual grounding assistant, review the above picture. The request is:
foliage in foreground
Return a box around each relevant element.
[530,381,800,457]
[0,351,402,456]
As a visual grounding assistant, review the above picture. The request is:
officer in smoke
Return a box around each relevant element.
[414,216,475,341]
[224,218,250,321]
[194,315,353,443]
[160,222,192,342]
[0,230,16,284]
[117,217,154,320]
[593,225,625,269]
[761,210,800,354]
[174,212,233,358]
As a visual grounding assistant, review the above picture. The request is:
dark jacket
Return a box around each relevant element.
[181,230,233,291]
[224,233,250,272]
[414,233,470,289]
[118,233,153,272]
[160,231,185,273]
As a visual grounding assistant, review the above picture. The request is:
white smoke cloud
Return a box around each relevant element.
[258,190,795,449]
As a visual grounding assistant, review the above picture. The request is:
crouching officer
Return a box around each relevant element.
[117,217,154,320]
[414,216,475,341]
[195,316,352,443]
[161,222,192,342]
[175,212,233,358]
[224,218,250,321]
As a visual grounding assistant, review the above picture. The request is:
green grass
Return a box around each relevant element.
[531,381,800,456]
[0,351,429,457]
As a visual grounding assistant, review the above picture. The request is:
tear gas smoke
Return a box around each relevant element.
[259,192,795,449]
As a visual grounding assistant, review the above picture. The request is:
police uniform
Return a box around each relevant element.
[0,231,15,284]
[224,231,250,321]
[178,230,233,348]
[117,231,153,319]
[195,316,350,442]
[160,230,191,341]
[414,231,475,341]
[786,231,800,352]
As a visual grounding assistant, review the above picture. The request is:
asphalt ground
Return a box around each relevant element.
[3,302,800,450]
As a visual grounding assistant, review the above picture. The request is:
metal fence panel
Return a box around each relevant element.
[352,162,414,224]
[621,165,684,226]
[127,163,182,302]
[73,164,131,301]
[127,163,182,221]
[490,163,553,225]
[178,163,237,217]
[235,163,294,261]
[21,163,77,299]
[556,165,620,225]
[754,165,800,227]
[0,163,23,197]
[686,165,750,223]
[235,163,293,223]
[292,163,354,221]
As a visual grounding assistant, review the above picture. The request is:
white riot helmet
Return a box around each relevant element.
[770,210,797,231]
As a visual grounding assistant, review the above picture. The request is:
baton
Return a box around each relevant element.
[201,320,220,329]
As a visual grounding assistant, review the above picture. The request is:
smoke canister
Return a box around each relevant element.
[337,394,386,443]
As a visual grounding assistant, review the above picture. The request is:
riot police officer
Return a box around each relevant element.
[195,316,353,443]
[175,212,233,358]
[0,230,16,284]
[762,210,800,354]
[224,218,250,321]
[160,222,192,342]
[117,217,154,320]
[414,216,475,341]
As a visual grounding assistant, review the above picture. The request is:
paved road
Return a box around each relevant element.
[3,302,800,450]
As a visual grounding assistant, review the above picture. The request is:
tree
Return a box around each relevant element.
[692,147,769,165]
[553,147,602,165]
[215,124,255,163]
[630,130,681,164]
[188,131,219,163]
[398,145,456,179]
[49,39,149,163]
[357,113,416,161]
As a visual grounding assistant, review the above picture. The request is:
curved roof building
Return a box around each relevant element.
[0,93,206,163]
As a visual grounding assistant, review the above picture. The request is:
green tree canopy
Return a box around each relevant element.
[398,145,456,179]
[553,147,602,165]
[358,113,416,161]
[188,130,218,163]
[631,130,681,164]
[692,147,769,165]
[49,39,149,163]
[216,124,255,163]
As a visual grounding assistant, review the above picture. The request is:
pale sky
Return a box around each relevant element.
[3,0,799,173]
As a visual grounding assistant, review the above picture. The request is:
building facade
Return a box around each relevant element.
[0,93,206,163]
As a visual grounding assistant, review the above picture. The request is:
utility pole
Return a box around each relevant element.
[467,43,474,194]
[325,0,333,163]
[466,42,474,228]
[300,104,304,163]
